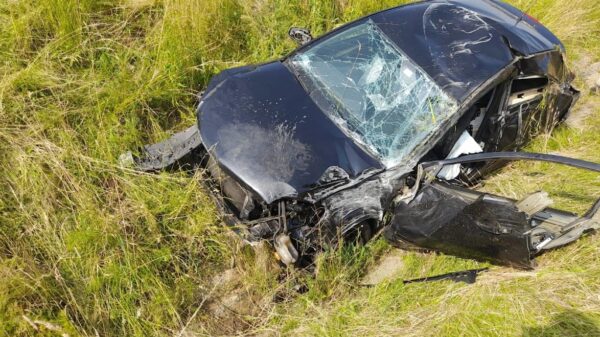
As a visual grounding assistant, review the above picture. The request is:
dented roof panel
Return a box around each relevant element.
[371,0,562,101]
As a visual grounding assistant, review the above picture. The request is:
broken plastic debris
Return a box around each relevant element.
[516,191,553,216]
[274,234,299,266]
[118,151,135,168]
[437,131,483,180]
[402,268,488,285]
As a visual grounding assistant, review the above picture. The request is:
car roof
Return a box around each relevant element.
[291,0,562,103]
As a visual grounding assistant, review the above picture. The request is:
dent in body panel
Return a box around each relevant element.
[215,122,311,201]
[384,154,599,269]
[422,3,512,95]
[423,4,492,90]
[199,61,383,204]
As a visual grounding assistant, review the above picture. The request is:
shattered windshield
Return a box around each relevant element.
[289,21,458,167]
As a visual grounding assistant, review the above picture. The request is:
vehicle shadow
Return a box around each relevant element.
[523,310,600,337]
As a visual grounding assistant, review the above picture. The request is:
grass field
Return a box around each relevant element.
[1,0,599,336]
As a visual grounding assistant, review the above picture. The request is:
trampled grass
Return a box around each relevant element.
[0,0,599,336]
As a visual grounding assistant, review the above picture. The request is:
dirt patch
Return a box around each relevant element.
[573,54,600,93]
[360,250,406,285]
[566,102,598,129]
[199,241,282,336]
[565,54,600,129]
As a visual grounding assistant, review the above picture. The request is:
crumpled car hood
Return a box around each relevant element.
[198,61,382,204]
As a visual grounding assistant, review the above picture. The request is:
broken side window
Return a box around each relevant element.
[289,20,459,168]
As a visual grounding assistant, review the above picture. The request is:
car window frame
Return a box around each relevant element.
[284,18,460,169]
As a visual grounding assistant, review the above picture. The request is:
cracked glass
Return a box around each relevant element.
[289,21,458,167]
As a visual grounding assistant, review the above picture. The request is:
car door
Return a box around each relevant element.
[385,152,600,269]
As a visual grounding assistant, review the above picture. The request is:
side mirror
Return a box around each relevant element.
[288,27,313,46]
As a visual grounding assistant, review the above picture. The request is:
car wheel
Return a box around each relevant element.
[353,220,378,246]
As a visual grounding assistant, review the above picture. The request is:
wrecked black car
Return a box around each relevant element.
[123,0,600,269]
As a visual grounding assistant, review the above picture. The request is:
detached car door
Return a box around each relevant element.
[385,152,600,269]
